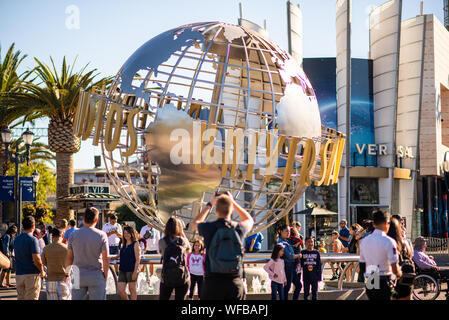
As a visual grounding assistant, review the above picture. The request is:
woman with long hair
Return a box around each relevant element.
[158,217,191,300]
[346,223,362,280]
[110,226,141,300]
[277,225,302,300]
[0,225,18,288]
[387,217,414,300]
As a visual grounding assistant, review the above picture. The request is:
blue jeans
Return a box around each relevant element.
[271,281,284,300]
[284,262,302,300]
[72,271,106,300]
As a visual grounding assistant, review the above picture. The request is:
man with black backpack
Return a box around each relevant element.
[191,191,254,300]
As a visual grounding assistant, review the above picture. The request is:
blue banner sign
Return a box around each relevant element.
[20,177,34,202]
[0,176,35,202]
[0,176,14,202]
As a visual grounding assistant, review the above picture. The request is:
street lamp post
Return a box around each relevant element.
[1,128,34,233]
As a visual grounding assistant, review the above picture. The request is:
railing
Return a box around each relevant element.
[108,253,360,294]
[423,237,449,254]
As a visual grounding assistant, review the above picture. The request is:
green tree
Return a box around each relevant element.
[1,56,112,222]
[7,161,57,223]
[7,161,56,206]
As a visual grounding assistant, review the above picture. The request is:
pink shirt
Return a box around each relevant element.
[187,253,205,276]
[263,258,286,284]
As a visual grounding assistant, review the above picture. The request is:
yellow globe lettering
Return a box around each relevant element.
[104,103,124,152]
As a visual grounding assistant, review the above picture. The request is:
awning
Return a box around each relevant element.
[58,193,121,202]
[311,207,338,216]
[293,208,314,215]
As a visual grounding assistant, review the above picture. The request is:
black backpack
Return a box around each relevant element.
[161,237,189,287]
[208,220,244,275]
[398,248,416,286]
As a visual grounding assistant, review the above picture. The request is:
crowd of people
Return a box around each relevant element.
[0,197,448,301]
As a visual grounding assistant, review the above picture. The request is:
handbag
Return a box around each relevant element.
[0,251,10,270]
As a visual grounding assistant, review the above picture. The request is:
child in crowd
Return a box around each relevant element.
[300,237,322,300]
[289,226,303,251]
[289,226,303,275]
[317,240,327,276]
[330,231,343,280]
[318,240,327,253]
[186,240,205,300]
[263,243,287,300]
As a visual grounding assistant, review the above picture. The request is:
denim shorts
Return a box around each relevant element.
[109,246,119,255]
[118,271,136,283]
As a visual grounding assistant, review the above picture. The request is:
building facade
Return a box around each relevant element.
[300,5,449,240]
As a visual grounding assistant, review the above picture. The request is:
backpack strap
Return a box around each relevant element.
[160,237,170,263]
[215,219,238,231]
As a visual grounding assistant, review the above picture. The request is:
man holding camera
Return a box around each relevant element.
[191,191,254,300]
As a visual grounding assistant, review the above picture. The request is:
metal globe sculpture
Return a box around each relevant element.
[73,21,345,237]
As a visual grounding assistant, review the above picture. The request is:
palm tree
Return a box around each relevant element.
[1,56,112,221]
[0,43,37,221]
[0,43,35,173]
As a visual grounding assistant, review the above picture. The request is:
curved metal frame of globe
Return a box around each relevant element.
[74,21,345,238]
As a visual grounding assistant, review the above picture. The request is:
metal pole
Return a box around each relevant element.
[14,146,20,233]
[345,0,352,223]
[18,181,22,234]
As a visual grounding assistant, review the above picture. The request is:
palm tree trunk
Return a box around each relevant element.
[55,152,74,222]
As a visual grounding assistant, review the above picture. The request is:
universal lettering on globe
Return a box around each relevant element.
[74,94,345,187]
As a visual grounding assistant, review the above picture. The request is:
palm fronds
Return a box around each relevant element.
[1,56,112,122]
[0,43,35,129]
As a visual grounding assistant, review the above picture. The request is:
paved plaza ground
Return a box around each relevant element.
[1,254,448,300]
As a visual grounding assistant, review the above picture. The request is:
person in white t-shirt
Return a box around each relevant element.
[33,228,46,254]
[359,209,402,300]
[102,213,123,272]
[139,223,161,276]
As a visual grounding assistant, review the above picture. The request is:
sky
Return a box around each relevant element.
[0,0,445,170]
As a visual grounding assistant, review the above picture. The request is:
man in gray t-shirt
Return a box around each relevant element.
[66,207,109,300]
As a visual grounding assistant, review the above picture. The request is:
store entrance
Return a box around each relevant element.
[350,206,389,226]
